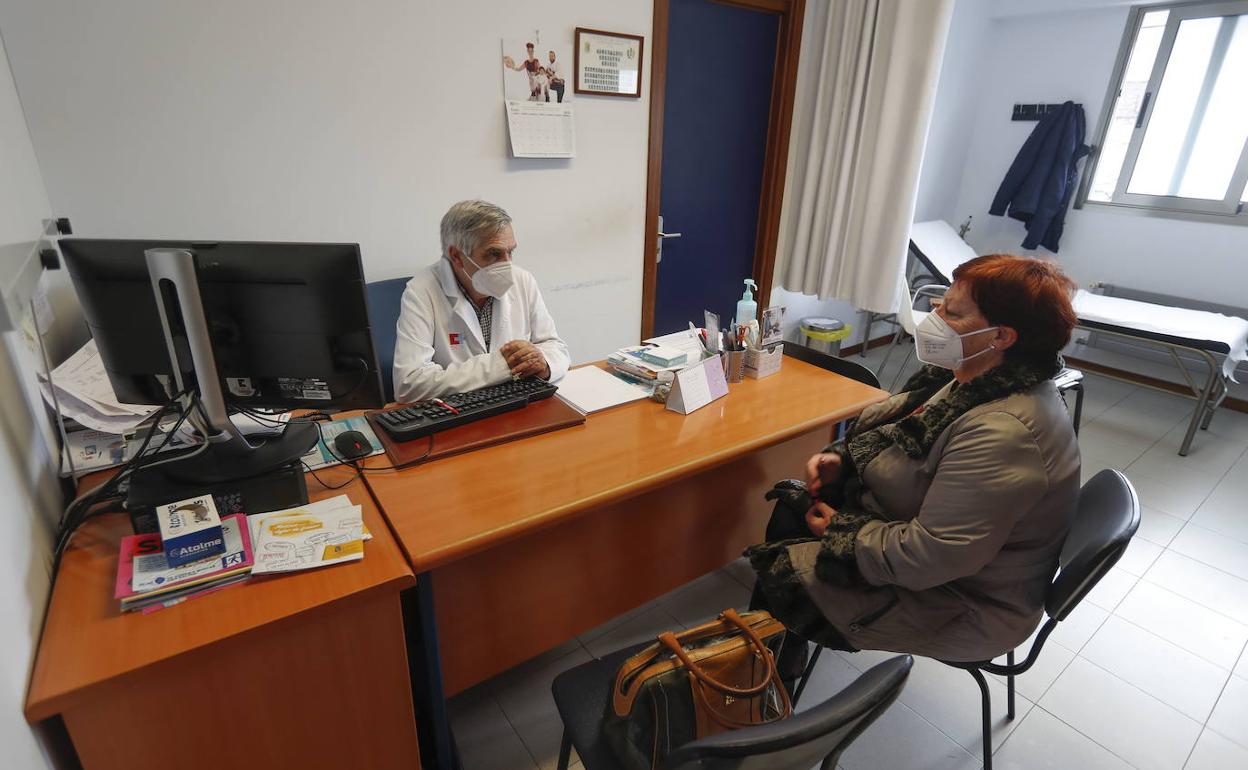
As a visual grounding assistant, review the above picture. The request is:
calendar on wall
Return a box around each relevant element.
[501,35,576,159]
[505,101,576,158]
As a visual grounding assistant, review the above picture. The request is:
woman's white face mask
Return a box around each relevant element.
[914,311,998,370]
[463,252,515,298]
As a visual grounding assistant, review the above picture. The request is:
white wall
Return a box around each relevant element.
[0,22,62,770]
[0,0,654,365]
[948,5,1248,308]
[913,0,993,225]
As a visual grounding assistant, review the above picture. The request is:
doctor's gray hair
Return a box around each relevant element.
[440,200,513,261]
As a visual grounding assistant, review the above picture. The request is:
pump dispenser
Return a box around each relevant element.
[735,279,758,325]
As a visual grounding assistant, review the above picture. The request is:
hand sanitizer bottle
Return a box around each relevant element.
[735,279,758,325]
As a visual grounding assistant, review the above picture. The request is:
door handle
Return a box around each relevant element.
[657,215,682,263]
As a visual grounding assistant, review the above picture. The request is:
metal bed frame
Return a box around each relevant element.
[1074,319,1229,457]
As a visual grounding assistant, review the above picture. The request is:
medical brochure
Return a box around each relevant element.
[249,495,370,574]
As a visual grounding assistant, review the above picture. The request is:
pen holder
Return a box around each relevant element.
[722,349,746,383]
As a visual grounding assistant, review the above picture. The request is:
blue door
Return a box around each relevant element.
[653,0,779,335]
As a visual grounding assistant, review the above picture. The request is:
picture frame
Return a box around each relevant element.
[574,27,644,98]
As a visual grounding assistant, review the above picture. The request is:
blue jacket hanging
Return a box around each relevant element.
[989,101,1090,252]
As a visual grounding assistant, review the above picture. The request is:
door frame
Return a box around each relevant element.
[640,0,806,339]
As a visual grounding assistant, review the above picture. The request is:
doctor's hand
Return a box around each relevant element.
[805,502,838,537]
[500,340,550,380]
[805,452,842,495]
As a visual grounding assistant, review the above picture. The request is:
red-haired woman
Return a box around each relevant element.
[750,254,1081,665]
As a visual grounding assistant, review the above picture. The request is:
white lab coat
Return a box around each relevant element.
[392,259,570,403]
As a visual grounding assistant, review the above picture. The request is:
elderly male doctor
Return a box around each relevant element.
[392,200,570,403]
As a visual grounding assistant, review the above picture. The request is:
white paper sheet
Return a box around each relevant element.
[48,339,152,416]
[39,339,159,432]
[556,366,651,414]
[40,379,155,434]
[249,498,367,574]
[643,329,707,360]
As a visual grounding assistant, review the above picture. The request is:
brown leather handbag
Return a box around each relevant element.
[602,608,793,770]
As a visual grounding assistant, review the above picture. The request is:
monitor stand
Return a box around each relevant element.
[137,421,320,485]
[137,248,321,487]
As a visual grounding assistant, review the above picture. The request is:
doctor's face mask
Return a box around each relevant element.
[459,226,517,299]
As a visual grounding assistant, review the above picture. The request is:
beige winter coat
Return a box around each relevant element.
[786,379,1080,661]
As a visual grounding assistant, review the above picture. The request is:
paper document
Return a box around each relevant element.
[557,366,651,414]
[39,339,159,433]
[643,329,707,360]
[249,496,369,574]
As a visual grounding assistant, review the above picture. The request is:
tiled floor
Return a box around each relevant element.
[448,345,1248,770]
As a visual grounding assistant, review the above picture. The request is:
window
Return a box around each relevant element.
[1081,1,1248,219]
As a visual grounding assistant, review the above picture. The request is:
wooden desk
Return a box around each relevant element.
[362,358,885,766]
[25,468,421,770]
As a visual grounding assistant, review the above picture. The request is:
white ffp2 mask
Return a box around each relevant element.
[914,312,998,369]
[464,254,515,298]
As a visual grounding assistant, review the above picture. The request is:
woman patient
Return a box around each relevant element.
[750,254,1081,663]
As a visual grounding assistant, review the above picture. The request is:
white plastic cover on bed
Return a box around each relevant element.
[1073,289,1248,381]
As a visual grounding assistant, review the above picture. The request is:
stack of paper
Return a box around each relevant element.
[249,495,371,574]
[40,339,158,433]
[113,513,254,613]
[556,366,651,414]
[607,346,689,383]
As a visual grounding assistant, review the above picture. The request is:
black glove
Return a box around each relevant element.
[764,479,813,517]
[764,476,845,512]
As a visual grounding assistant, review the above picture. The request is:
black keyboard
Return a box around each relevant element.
[374,378,559,442]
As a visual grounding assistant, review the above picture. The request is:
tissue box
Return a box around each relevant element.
[156,494,225,567]
[744,344,784,379]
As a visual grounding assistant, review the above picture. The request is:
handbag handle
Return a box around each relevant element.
[690,667,792,730]
[657,608,779,698]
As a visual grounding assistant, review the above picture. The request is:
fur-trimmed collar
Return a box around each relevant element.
[845,357,1061,475]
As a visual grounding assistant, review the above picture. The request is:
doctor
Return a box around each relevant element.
[392,200,570,403]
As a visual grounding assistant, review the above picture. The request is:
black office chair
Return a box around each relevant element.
[939,468,1140,769]
[551,648,912,770]
[782,343,880,389]
[791,468,1138,769]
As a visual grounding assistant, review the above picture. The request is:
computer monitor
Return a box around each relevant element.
[60,239,384,411]
[60,238,386,485]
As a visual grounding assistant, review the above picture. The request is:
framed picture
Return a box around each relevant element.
[574,27,644,98]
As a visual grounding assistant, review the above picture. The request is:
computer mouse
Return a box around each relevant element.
[333,430,373,461]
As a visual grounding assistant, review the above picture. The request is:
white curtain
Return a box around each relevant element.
[775,0,954,313]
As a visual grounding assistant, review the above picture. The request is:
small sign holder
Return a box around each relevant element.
[666,354,729,415]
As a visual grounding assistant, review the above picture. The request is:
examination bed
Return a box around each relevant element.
[908,220,1248,456]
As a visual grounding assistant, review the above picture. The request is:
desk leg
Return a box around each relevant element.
[404,575,460,770]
